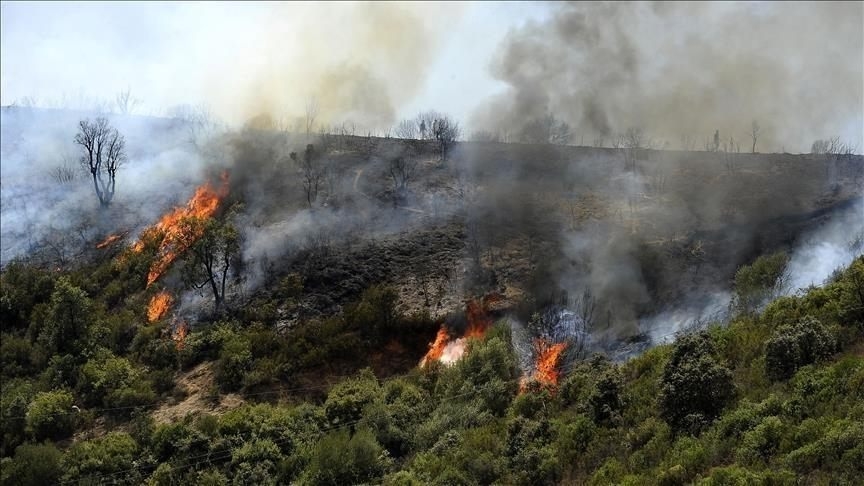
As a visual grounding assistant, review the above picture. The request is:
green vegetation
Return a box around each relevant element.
[1,254,863,484]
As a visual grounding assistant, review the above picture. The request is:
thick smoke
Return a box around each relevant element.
[473,2,863,152]
[215,2,461,130]
[782,197,864,292]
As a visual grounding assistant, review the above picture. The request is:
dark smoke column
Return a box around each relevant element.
[74,117,126,208]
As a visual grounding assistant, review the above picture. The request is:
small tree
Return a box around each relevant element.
[389,155,417,200]
[74,117,126,208]
[750,120,760,153]
[765,316,835,381]
[394,119,418,139]
[432,115,460,162]
[660,332,735,433]
[114,88,140,115]
[181,217,240,310]
[290,144,323,207]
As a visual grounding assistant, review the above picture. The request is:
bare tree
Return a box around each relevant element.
[290,144,322,207]
[114,88,140,115]
[432,115,460,161]
[389,155,417,199]
[750,120,760,153]
[52,154,79,184]
[623,127,643,171]
[74,117,126,208]
[305,97,319,136]
[680,134,696,151]
[394,119,418,139]
[519,113,572,145]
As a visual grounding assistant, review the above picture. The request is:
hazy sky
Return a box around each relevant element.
[0,1,551,126]
[1,1,861,150]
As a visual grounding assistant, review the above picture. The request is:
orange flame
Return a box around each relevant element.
[96,233,125,249]
[172,320,189,351]
[131,172,229,286]
[520,339,568,392]
[420,327,451,367]
[419,294,502,367]
[147,291,173,323]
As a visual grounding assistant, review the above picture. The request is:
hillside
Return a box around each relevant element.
[1,113,863,484]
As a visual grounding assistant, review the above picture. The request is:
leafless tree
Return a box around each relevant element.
[168,103,221,149]
[52,154,79,184]
[74,117,126,208]
[680,134,696,151]
[623,127,643,171]
[389,155,417,198]
[290,144,322,207]
[519,113,572,145]
[432,115,460,161]
[394,119,418,139]
[750,120,760,153]
[593,136,605,148]
[305,97,319,136]
[114,88,140,115]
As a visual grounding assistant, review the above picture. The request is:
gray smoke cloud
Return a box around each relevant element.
[472,2,863,152]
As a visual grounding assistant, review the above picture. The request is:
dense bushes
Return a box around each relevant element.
[25,389,76,441]
[659,332,736,433]
[765,316,835,381]
[1,253,863,484]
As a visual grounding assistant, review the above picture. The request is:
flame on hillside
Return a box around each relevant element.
[96,232,127,249]
[420,294,502,367]
[172,319,189,351]
[520,338,568,392]
[147,291,173,323]
[130,172,229,286]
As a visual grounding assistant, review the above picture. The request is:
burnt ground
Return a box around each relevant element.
[230,131,863,342]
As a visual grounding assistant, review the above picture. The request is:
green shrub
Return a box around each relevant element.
[1,443,63,486]
[25,389,76,441]
[215,333,252,392]
[659,332,735,432]
[733,251,789,314]
[0,380,35,456]
[61,431,140,484]
[324,368,380,426]
[302,427,391,485]
[765,316,835,381]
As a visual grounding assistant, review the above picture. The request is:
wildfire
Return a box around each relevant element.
[172,319,190,351]
[131,172,229,286]
[520,339,568,392]
[420,294,502,367]
[96,232,126,249]
[147,291,173,323]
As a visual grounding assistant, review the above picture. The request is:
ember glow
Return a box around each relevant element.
[147,290,173,323]
[420,295,501,367]
[131,172,229,286]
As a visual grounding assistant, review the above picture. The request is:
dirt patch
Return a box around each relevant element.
[151,362,244,424]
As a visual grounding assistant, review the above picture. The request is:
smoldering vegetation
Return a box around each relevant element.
[471,2,863,153]
[1,104,862,356]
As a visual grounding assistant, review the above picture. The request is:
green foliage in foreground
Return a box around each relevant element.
[1,257,863,485]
